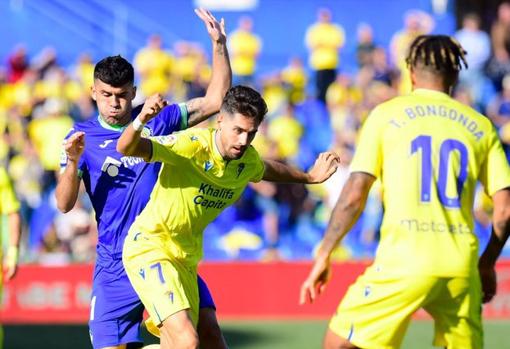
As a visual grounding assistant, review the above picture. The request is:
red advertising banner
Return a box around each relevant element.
[1,261,510,324]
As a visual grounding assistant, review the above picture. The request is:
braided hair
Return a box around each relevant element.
[406,35,468,88]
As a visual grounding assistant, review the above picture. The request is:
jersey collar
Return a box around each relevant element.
[212,129,226,163]
[411,88,450,99]
[97,114,128,132]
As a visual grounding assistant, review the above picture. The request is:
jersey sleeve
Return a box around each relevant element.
[149,130,200,165]
[478,127,510,196]
[157,103,188,133]
[60,127,87,178]
[0,167,20,214]
[349,107,384,178]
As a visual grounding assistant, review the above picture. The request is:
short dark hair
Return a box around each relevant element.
[94,55,134,87]
[221,86,268,123]
[406,35,468,87]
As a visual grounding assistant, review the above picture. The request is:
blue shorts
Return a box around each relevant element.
[89,259,215,349]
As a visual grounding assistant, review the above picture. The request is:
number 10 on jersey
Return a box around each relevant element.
[411,135,468,208]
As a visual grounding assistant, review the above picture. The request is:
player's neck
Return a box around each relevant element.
[412,81,450,95]
[214,129,227,160]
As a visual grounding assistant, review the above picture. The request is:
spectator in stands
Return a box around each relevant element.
[6,45,28,83]
[134,34,174,97]
[356,23,376,68]
[488,2,510,91]
[27,98,73,191]
[487,74,510,159]
[281,57,308,104]
[229,16,262,86]
[390,10,434,93]
[305,8,345,103]
[455,13,491,106]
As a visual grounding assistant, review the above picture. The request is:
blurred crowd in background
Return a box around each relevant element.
[2,3,510,264]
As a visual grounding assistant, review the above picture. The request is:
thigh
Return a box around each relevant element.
[329,271,437,349]
[425,276,483,349]
[123,231,199,338]
[89,262,144,349]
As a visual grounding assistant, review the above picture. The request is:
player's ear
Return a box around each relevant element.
[217,112,224,126]
[91,85,97,101]
[131,85,137,101]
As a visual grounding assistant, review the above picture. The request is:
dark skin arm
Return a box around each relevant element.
[479,188,510,303]
[300,172,375,304]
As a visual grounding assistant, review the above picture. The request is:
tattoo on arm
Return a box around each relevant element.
[186,97,206,127]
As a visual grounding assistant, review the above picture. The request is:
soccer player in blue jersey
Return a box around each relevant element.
[55,9,230,349]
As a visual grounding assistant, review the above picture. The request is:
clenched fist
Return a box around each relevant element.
[138,94,168,123]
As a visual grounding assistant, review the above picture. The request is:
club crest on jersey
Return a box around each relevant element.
[190,135,198,141]
[204,160,213,172]
[101,156,122,177]
[236,163,245,178]
[140,127,152,138]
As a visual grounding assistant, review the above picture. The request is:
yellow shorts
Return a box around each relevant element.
[122,230,199,337]
[329,267,482,349]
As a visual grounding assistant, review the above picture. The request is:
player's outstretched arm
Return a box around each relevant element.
[479,188,510,303]
[262,151,340,183]
[55,131,85,213]
[117,94,168,160]
[299,172,375,305]
[185,8,231,127]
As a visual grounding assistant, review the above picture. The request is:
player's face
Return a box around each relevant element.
[217,112,260,160]
[92,79,136,126]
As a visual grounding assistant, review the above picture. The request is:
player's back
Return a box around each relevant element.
[351,88,509,277]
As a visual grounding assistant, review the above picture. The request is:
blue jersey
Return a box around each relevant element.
[61,103,188,264]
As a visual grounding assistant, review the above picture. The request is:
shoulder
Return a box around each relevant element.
[242,145,263,164]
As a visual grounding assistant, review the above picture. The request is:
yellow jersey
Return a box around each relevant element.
[350,88,510,277]
[0,167,20,215]
[229,30,261,76]
[305,22,345,70]
[131,128,265,267]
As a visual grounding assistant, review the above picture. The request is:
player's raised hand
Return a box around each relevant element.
[138,94,168,123]
[307,151,340,184]
[300,257,332,305]
[65,131,85,163]
[479,262,497,303]
[195,8,226,44]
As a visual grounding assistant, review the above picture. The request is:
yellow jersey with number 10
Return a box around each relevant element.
[350,88,510,277]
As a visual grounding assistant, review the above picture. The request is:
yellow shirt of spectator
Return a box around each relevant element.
[0,167,20,215]
[229,30,261,76]
[305,23,345,70]
[28,115,73,171]
[129,128,265,267]
[134,48,173,96]
[268,115,303,158]
[350,88,510,277]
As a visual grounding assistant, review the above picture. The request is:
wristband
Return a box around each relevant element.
[5,246,18,268]
[132,117,146,132]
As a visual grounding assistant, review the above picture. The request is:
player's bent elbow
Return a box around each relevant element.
[56,201,72,214]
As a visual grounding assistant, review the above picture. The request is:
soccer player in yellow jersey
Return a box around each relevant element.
[117,85,339,349]
[0,166,22,348]
[301,35,510,349]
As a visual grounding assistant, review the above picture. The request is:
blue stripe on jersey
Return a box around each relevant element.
[61,104,184,264]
